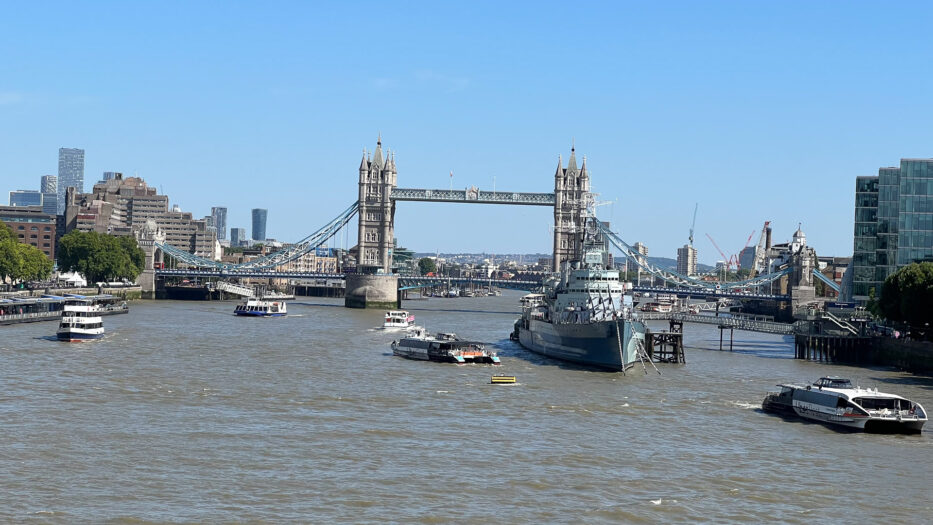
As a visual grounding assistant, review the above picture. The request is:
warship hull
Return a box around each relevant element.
[516,318,645,371]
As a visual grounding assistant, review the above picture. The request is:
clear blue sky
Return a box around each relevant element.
[2,1,931,264]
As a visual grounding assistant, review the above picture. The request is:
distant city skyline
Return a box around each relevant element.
[2,3,932,263]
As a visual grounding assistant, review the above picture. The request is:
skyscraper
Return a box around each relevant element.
[252,208,267,241]
[57,148,85,214]
[231,227,246,247]
[211,206,228,240]
[40,175,58,215]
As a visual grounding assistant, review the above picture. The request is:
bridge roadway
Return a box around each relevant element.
[632,285,789,302]
[154,269,542,291]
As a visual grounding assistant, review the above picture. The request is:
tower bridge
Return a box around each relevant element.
[141,136,821,311]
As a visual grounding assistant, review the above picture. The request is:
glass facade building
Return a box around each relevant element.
[230,227,246,247]
[57,147,85,214]
[211,206,228,240]
[9,190,43,207]
[251,208,267,241]
[852,159,933,301]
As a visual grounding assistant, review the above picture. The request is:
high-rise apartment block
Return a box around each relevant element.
[252,208,267,241]
[230,227,246,247]
[676,244,698,276]
[851,158,933,301]
[211,206,227,240]
[57,147,85,214]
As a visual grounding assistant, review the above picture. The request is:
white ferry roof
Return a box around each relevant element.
[777,378,913,401]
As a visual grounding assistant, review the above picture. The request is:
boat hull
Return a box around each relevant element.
[57,330,104,342]
[517,318,642,371]
[234,311,286,317]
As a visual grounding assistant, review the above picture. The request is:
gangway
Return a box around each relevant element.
[213,281,255,298]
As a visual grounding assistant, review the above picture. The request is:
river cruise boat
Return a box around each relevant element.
[56,299,105,341]
[382,310,416,330]
[391,327,501,365]
[762,377,927,433]
[234,298,287,317]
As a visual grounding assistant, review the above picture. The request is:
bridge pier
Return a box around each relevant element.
[344,274,399,309]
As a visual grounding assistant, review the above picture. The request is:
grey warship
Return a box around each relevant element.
[511,217,647,371]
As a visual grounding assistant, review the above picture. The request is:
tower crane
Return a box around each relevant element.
[688,203,698,247]
[705,233,738,270]
[748,220,771,279]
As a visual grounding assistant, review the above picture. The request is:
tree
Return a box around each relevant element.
[418,257,437,276]
[58,230,145,283]
[0,220,53,285]
[878,262,933,329]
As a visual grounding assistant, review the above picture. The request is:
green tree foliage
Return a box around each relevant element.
[878,262,933,328]
[0,220,54,284]
[57,230,146,283]
[418,257,437,275]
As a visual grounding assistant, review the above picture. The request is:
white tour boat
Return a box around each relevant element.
[57,299,105,341]
[382,310,416,330]
[762,376,927,433]
[234,298,287,317]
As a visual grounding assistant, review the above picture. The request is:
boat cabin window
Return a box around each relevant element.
[852,397,899,411]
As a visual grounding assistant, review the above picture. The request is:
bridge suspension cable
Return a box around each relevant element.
[156,201,360,271]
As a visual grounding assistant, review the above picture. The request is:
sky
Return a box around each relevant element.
[1,1,931,265]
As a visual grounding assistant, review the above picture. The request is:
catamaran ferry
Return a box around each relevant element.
[56,299,105,341]
[762,377,927,433]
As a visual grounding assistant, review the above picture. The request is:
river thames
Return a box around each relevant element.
[2,293,931,523]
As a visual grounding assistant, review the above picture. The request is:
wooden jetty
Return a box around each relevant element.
[646,320,685,363]
[794,333,871,363]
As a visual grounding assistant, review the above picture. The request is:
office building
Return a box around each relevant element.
[64,173,217,258]
[252,208,267,241]
[676,244,698,276]
[57,147,85,214]
[231,227,246,247]
[211,206,227,240]
[851,158,933,301]
[9,190,43,207]
[102,171,121,182]
[40,175,58,215]
[0,205,57,259]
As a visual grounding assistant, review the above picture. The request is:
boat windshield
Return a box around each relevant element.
[814,377,852,389]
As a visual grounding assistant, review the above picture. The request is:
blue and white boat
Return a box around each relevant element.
[56,299,105,341]
[234,298,287,317]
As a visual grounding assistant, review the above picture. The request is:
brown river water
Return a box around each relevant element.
[2,293,931,523]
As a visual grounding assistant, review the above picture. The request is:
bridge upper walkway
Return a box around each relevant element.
[390,188,554,206]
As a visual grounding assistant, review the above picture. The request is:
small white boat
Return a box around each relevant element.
[234,298,287,317]
[57,299,105,341]
[763,377,927,433]
[382,310,416,330]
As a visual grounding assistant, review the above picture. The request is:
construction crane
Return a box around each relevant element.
[688,203,698,247]
[705,233,738,270]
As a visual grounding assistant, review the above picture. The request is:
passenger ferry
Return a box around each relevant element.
[391,327,501,365]
[233,298,287,317]
[762,377,927,433]
[56,299,105,341]
[382,310,416,330]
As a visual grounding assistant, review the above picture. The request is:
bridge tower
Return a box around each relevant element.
[553,145,590,272]
[356,135,397,273]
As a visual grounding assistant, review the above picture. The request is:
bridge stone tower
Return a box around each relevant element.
[356,136,397,273]
[553,145,590,272]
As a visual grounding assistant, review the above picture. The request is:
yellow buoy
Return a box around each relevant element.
[491,375,516,384]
